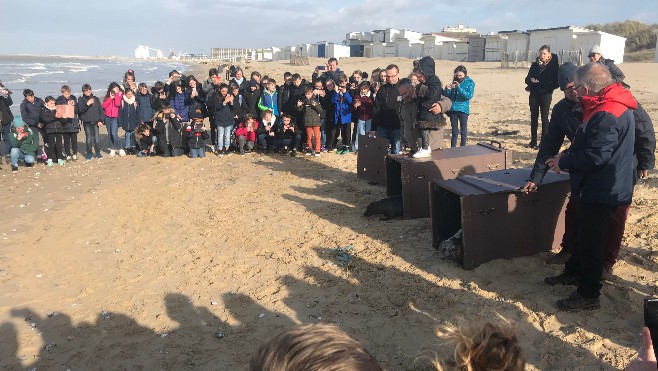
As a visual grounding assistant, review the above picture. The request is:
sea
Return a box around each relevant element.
[0,55,191,110]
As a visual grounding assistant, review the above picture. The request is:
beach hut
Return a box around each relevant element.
[441,41,469,61]
[499,30,530,61]
[298,44,312,57]
[384,28,401,43]
[384,43,398,58]
[467,35,486,62]
[573,29,626,63]
[483,34,508,62]
[409,43,424,59]
[655,30,658,62]
[420,34,459,60]
[398,29,423,43]
[528,26,626,63]
[326,43,350,59]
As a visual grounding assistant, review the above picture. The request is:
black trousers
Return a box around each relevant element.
[63,132,78,156]
[529,92,552,144]
[564,202,618,298]
[324,123,339,150]
[46,132,63,161]
[340,123,352,148]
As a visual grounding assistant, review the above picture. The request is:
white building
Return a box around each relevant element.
[655,30,658,62]
[134,45,163,59]
[441,41,470,61]
[442,24,477,33]
[326,43,351,59]
[420,34,460,60]
[528,26,626,63]
[483,34,508,62]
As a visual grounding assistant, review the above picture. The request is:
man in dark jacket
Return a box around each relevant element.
[544,62,637,311]
[0,80,15,157]
[312,58,342,84]
[525,46,559,149]
[20,89,44,144]
[588,45,625,85]
[371,64,402,154]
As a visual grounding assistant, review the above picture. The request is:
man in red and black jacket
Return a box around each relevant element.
[543,62,637,312]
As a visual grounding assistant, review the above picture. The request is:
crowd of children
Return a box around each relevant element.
[4,57,475,171]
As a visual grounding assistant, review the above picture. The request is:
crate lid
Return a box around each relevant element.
[433,168,569,196]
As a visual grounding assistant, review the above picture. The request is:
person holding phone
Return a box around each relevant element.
[312,58,342,84]
[444,65,475,148]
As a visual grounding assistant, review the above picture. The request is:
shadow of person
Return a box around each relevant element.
[0,322,20,370]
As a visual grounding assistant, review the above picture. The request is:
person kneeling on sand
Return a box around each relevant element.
[8,116,38,171]
[249,324,383,371]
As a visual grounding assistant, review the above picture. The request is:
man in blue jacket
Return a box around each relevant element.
[544,62,636,311]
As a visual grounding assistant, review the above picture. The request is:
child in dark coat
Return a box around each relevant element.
[40,96,65,166]
[118,89,140,154]
[187,119,209,158]
[153,104,183,157]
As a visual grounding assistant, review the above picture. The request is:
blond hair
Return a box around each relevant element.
[249,324,383,371]
[434,320,525,371]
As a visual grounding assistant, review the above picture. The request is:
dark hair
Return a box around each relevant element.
[187,75,198,84]
[168,70,179,77]
[208,68,219,77]
[327,57,338,65]
[23,89,34,97]
[61,85,71,93]
[124,89,134,95]
[137,82,148,89]
[352,70,363,78]
[44,96,55,103]
[218,83,229,91]
[539,45,551,52]
[397,78,412,90]
[154,81,165,91]
[454,65,468,76]
[303,85,314,94]
[228,82,239,90]
[124,70,135,82]
[244,113,254,122]
[359,81,371,90]
[268,78,277,85]
[281,113,292,120]
[283,72,292,79]
[82,84,92,91]
[137,123,150,135]
[251,71,261,78]
[291,73,301,81]
[104,82,120,99]
[386,64,399,73]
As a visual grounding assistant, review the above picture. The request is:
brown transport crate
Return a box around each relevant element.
[386,141,512,219]
[357,129,445,185]
[430,168,570,269]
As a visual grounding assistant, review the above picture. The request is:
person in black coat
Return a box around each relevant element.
[0,80,15,156]
[153,105,183,157]
[525,45,559,149]
[77,84,105,159]
[243,79,261,119]
[40,96,65,165]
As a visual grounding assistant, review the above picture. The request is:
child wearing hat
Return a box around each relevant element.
[8,116,38,171]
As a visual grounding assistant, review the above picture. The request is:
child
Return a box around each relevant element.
[276,114,301,157]
[118,89,140,154]
[153,104,182,157]
[56,85,79,161]
[352,81,374,153]
[39,96,65,166]
[243,79,261,118]
[8,117,38,171]
[187,119,209,158]
[169,83,190,123]
[256,109,278,153]
[136,123,156,157]
[77,84,105,160]
[235,113,259,155]
[412,56,444,158]
[136,83,155,127]
[297,85,323,156]
[19,89,45,160]
[257,79,280,118]
[211,83,235,155]
[102,82,124,156]
[230,82,246,124]
[331,74,353,155]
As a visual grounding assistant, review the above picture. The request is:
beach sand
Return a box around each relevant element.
[0,58,656,370]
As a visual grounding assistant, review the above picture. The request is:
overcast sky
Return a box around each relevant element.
[1,0,655,57]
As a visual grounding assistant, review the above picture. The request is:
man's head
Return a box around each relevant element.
[327,58,338,71]
[208,68,219,78]
[23,89,35,102]
[558,62,579,102]
[292,73,302,87]
[249,324,383,371]
[588,45,603,62]
[267,79,277,92]
[385,64,399,84]
[281,114,291,125]
[235,68,243,80]
[397,78,414,100]
[82,84,92,97]
[574,62,612,97]
[283,72,292,85]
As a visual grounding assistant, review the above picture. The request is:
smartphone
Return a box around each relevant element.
[644,298,658,360]
[316,66,325,71]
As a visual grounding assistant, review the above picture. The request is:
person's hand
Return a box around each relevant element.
[169,112,176,119]
[640,170,649,179]
[297,101,303,108]
[521,181,538,193]
[269,132,275,137]
[87,98,94,106]
[531,78,539,84]
[110,92,115,98]
[311,100,316,107]
[445,84,452,90]
[97,121,103,127]
[368,130,376,137]
[68,100,75,106]
[546,152,564,173]
[159,92,166,99]
[429,102,443,115]
[318,89,326,97]
[625,327,656,371]
[354,100,361,108]
[38,123,43,128]
[113,86,120,93]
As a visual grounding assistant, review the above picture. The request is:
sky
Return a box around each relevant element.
[1,0,656,57]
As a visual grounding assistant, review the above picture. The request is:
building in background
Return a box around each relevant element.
[528,26,626,63]
[134,45,163,59]
[442,25,477,34]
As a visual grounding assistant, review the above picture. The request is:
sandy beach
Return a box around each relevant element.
[0,57,656,370]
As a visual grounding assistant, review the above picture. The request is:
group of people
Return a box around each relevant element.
[1,56,476,171]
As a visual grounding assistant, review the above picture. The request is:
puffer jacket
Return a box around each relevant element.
[331,90,353,125]
[20,97,44,128]
[118,98,140,131]
[40,106,64,134]
[169,92,189,122]
[102,92,122,118]
[415,56,444,124]
[444,76,475,115]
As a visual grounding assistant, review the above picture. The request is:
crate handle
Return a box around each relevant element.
[452,168,465,175]
[416,174,426,179]
[490,140,502,148]
[487,164,500,170]
[478,208,495,215]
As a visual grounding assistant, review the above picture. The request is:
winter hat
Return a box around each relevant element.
[558,62,578,91]
[13,115,26,128]
[589,45,602,56]
[248,79,258,88]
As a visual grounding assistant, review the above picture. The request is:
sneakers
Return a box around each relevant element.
[57,159,65,166]
[47,159,54,167]
[338,147,350,155]
[544,272,580,286]
[11,165,18,172]
[290,150,297,157]
[95,152,103,159]
[412,148,431,158]
[546,249,570,264]
[314,152,320,157]
[72,154,78,161]
[85,153,93,161]
[239,150,245,156]
[66,155,72,161]
[320,146,327,153]
[109,149,116,157]
[118,149,126,156]
[305,149,312,156]
[556,292,600,311]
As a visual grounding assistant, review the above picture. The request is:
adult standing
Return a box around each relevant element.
[0,80,15,158]
[588,45,625,84]
[444,65,475,147]
[371,64,402,154]
[544,63,637,311]
[525,45,559,149]
[312,58,342,84]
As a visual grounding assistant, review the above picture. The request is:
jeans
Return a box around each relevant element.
[217,125,233,150]
[529,92,552,144]
[83,122,101,155]
[320,118,326,147]
[376,127,401,154]
[105,117,122,150]
[63,132,78,156]
[353,119,371,151]
[189,147,206,158]
[448,111,469,147]
[10,148,35,167]
[277,133,302,149]
[125,130,136,149]
[237,136,255,152]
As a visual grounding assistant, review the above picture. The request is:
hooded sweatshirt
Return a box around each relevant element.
[415,56,444,124]
[558,83,637,205]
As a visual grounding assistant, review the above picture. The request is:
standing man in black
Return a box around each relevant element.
[525,45,559,149]
[371,64,402,154]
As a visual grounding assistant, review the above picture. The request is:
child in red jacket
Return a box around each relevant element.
[352,81,373,152]
[235,113,259,155]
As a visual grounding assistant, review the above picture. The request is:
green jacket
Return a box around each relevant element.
[9,126,39,157]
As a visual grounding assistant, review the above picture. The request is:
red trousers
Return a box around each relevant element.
[306,126,321,152]
[560,196,630,270]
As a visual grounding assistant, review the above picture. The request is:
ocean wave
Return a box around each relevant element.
[23,70,65,78]
[28,66,47,70]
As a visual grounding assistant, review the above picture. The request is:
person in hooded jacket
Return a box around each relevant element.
[56,85,79,161]
[544,62,637,312]
[118,89,140,154]
[40,96,66,166]
[102,82,124,156]
[412,56,445,158]
[154,104,183,157]
[525,45,559,149]
[243,79,261,119]
[187,119,209,158]
[185,76,207,122]
[8,117,38,171]
[588,45,625,85]
[77,84,105,160]
[20,89,45,152]
[444,65,475,147]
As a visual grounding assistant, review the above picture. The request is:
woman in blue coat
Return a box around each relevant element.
[443,65,475,147]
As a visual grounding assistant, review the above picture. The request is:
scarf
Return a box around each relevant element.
[233,77,244,86]
[360,91,371,98]
[123,95,136,105]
